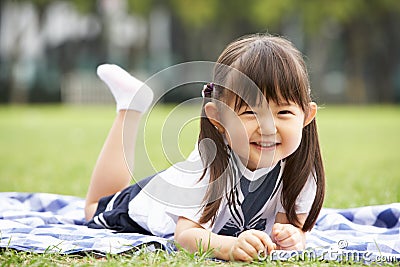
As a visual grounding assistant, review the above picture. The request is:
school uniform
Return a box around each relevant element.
[86,147,316,238]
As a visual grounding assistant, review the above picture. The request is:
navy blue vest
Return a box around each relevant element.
[218,162,281,236]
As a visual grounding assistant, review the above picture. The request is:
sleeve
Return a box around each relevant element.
[163,147,212,229]
[127,155,209,236]
[164,177,209,228]
[277,173,317,214]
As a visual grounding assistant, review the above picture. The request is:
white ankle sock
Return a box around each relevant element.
[97,64,153,113]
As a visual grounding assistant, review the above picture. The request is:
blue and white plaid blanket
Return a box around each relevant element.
[0,192,399,263]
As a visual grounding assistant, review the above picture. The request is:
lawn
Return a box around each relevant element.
[0,104,399,266]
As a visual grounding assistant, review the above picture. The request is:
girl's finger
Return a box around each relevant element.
[273,224,297,242]
[250,230,276,254]
[272,223,284,233]
[273,228,304,250]
[272,223,289,241]
[237,237,259,259]
[233,247,254,262]
[237,230,268,259]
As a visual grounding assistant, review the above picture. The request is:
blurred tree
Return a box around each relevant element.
[3,0,400,103]
[249,0,400,103]
[154,0,400,103]
[71,0,97,13]
[127,0,156,16]
[5,0,98,103]
[5,0,52,102]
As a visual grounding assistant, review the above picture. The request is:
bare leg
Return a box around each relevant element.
[84,64,153,221]
[85,110,142,220]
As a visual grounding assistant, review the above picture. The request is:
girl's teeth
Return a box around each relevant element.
[257,142,275,147]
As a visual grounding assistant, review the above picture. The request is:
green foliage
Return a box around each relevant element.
[170,0,218,28]
[247,0,400,34]
[126,0,154,16]
[250,0,294,28]
[22,0,53,9]
[12,0,400,31]
[70,0,97,14]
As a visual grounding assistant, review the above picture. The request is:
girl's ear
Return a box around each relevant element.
[204,102,225,133]
[303,102,318,127]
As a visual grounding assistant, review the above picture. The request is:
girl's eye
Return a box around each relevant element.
[278,110,293,115]
[240,110,256,115]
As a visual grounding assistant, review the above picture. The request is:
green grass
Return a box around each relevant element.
[317,105,400,208]
[0,104,399,266]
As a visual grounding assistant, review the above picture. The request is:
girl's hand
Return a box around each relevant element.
[229,229,276,262]
[271,223,306,250]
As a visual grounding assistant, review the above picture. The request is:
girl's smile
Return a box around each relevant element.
[251,139,281,151]
[252,141,279,150]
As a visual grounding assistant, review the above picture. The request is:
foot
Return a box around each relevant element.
[97,64,153,113]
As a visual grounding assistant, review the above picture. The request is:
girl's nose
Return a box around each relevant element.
[257,114,277,135]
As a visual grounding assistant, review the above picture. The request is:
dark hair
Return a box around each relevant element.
[197,34,325,231]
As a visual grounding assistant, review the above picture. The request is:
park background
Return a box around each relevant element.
[1,0,399,209]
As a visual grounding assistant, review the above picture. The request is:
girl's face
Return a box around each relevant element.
[216,99,316,170]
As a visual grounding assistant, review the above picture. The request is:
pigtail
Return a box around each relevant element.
[281,119,325,231]
[197,97,230,225]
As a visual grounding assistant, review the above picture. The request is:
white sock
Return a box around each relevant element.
[96,64,153,113]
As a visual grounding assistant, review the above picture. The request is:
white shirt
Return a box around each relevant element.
[128,146,316,238]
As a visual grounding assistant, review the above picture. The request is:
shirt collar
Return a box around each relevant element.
[231,152,280,181]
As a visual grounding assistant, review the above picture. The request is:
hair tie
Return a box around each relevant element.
[202,82,214,98]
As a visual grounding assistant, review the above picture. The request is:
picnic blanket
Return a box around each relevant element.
[0,192,399,263]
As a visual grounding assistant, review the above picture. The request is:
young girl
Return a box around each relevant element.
[85,34,325,262]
